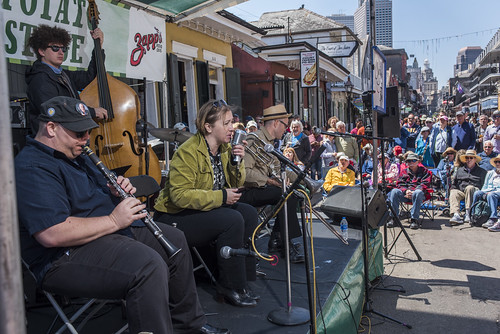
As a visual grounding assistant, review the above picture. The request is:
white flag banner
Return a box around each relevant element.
[2,0,166,82]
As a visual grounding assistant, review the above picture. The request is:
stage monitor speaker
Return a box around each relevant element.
[377,86,400,138]
[320,185,389,230]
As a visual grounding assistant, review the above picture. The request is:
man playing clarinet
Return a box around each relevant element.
[15,96,229,334]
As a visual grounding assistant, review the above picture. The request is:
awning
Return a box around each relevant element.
[121,0,247,21]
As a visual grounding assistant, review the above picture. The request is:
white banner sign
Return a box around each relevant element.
[300,51,317,88]
[318,41,357,58]
[2,0,166,81]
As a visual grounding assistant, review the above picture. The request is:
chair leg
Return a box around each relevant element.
[192,247,217,285]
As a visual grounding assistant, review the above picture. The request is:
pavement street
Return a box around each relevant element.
[364,213,500,334]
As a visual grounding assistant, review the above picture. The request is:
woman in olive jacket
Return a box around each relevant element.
[154,100,258,307]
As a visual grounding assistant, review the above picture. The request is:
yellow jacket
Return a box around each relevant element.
[323,167,356,192]
[154,132,245,213]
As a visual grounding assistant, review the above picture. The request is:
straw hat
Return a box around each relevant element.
[441,147,457,158]
[459,149,481,163]
[261,105,291,122]
[490,155,500,167]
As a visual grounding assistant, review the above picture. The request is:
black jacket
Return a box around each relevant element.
[25,50,101,133]
[451,164,487,192]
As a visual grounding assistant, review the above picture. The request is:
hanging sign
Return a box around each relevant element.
[318,41,358,58]
[300,51,318,88]
[2,0,166,81]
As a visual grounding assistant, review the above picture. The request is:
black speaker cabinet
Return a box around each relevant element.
[320,185,389,229]
[377,86,400,138]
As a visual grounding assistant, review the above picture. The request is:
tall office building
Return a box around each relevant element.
[328,14,355,31]
[354,0,393,47]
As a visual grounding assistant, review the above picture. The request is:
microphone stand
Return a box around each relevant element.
[267,147,326,328]
[321,130,413,329]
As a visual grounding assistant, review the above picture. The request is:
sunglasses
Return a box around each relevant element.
[406,159,418,163]
[465,157,475,160]
[212,99,228,108]
[75,129,91,138]
[48,45,68,53]
[494,116,500,119]
[495,161,500,164]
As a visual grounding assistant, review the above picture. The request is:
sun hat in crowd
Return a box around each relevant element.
[490,155,500,167]
[39,96,98,132]
[405,152,421,161]
[261,105,292,122]
[439,115,449,121]
[442,147,457,158]
[459,149,481,163]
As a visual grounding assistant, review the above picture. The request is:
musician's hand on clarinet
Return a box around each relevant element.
[109,197,147,229]
[109,176,136,197]
[225,188,241,205]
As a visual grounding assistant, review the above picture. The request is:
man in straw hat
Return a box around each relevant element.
[386,152,432,229]
[15,97,227,334]
[449,149,487,225]
[471,154,500,231]
[239,105,304,263]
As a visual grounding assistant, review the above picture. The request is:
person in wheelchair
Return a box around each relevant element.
[386,152,432,229]
[471,155,500,231]
[323,154,356,192]
[449,149,487,225]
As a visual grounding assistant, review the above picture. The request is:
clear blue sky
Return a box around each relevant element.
[228,0,500,89]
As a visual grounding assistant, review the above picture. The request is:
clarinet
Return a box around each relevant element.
[82,145,181,259]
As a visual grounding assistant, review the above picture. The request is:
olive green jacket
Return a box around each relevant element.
[154,132,245,213]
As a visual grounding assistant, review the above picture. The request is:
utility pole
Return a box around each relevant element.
[369,0,380,185]
[0,30,26,334]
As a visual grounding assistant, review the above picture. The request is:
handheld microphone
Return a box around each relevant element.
[263,144,303,174]
[220,246,268,259]
[231,129,247,165]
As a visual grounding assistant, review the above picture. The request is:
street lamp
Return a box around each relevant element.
[345,76,354,130]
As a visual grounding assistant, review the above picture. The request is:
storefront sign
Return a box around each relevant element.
[3,0,166,81]
[300,51,318,88]
[318,41,358,58]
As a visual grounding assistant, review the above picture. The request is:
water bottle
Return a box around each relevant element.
[340,217,349,241]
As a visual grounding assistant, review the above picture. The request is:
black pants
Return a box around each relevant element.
[239,185,302,243]
[154,202,258,290]
[42,224,205,334]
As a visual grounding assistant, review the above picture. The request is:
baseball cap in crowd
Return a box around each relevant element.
[405,152,421,161]
[456,110,465,116]
[246,120,258,130]
[244,115,254,122]
[337,154,349,161]
[39,96,98,132]
[439,115,449,121]
[420,126,430,133]
[173,122,188,131]
[393,145,403,156]
[492,110,500,118]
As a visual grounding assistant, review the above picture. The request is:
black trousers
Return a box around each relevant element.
[239,185,302,243]
[154,202,258,290]
[42,224,205,334]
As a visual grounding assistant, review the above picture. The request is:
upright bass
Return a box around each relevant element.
[80,0,161,184]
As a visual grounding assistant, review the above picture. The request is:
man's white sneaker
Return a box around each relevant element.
[482,219,497,229]
[488,221,500,232]
[449,213,463,225]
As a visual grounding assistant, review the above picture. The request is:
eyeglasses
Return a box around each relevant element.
[279,120,288,128]
[406,159,417,163]
[48,45,68,53]
[493,116,500,119]
[212,99,227,108]
[495,161,500,164]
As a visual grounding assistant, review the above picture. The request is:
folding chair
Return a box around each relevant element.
[23,259,128,334]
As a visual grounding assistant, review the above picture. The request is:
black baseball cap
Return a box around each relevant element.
[39,96,98,132]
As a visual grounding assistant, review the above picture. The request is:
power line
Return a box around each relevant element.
[395,27,500,44]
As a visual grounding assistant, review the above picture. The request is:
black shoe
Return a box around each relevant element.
[215,286,257,307]
[268,232,282,253]
[197,323,231,334]
[242,287,260,301]
[288,242,305,264]
[410,219,419,230]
